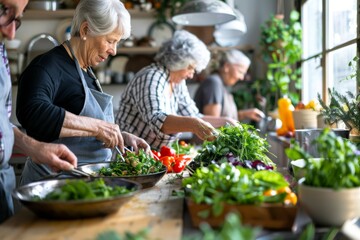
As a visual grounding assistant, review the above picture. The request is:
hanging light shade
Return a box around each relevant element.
[213,9,247,47]
[172,0,236,26]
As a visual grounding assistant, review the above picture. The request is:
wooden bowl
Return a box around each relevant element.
[186,198,297,230]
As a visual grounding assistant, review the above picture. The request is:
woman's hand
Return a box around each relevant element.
[192,118,217,141]
[238,108,265,122]
[95,121,124,150]
[121,131,151,154]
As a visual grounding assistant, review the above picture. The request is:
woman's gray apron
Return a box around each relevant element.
[0,44,15,222]
[20,40,114,185]
[221,85,238,121]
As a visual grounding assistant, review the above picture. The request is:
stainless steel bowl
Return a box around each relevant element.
[12,177,141,219]
[27,1,62,11]
[78,162,167,188]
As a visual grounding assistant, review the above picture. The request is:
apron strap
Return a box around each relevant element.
[64,40,103,93]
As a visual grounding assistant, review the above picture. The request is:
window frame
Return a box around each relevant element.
[299,0,360,103]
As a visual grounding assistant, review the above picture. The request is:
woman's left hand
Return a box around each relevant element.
[121,131,151,154]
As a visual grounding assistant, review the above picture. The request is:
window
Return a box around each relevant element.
[301,0,358,103]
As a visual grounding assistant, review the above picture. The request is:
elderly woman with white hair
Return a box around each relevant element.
[116,30,237,150]
[194,49,265,122]
[16,0,150,185]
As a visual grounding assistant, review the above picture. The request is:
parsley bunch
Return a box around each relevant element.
[189,124,275,172]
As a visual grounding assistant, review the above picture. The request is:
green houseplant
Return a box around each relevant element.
[258,10,302,112]
[317,57,360,137]
[286,128,360,226]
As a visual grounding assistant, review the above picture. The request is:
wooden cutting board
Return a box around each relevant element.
[0,174,184,240]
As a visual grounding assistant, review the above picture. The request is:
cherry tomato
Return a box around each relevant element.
[263,189,277,197]
[160,156,175,173]
[179,140,188,147]
[276,186,291,194]
[160,146,176,157]
[151,150,161,161]
[284,192,298,206]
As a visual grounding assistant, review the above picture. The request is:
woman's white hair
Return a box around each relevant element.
[154,30,210,72]
[222,49,251,67]
[71,0,131,39]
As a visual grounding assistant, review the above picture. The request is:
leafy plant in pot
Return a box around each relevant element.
[317,56,360,144]
[286,128,360,227]
[258,10,302,112]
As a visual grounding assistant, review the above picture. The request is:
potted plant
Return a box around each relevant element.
[258,10,302,112]
[183,163,298,230]
[317,56,360,141]
[286,128,360,227]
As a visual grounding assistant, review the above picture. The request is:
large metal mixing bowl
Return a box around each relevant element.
[78,163,167,188]
[12,177,141,219]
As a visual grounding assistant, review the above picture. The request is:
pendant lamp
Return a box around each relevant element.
[213,9,247,47]
[172,0,236,26]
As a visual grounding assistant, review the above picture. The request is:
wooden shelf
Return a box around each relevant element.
[23,9,155,20]
[116,45,254,55]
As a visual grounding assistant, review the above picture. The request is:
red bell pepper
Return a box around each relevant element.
[160,145,176,157]
[151,150,161,161]
[160,156,175,173]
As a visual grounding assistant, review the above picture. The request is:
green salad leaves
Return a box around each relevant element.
[99,149,164,176]
[35,179,133,201]
[183,163,289,214]
[286,128,360,189]
[189,124,275,172]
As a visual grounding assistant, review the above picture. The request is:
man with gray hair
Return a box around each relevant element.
[194,49,265,122]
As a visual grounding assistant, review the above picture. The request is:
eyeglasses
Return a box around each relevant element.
[0,3,21,30]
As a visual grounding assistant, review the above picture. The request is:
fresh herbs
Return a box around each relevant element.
[189,124,275,171]
[99,149,164,176]
[183,213,260,240]
[183,163,290,212]
[317,56,360,134]
[286,128,360,189]
[35,179,133,201]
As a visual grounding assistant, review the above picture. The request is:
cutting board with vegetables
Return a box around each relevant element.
[0,174,184,240]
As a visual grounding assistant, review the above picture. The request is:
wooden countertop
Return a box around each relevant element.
[0,174,184,240]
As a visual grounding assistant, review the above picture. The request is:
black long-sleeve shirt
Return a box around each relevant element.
[16,45,98,142]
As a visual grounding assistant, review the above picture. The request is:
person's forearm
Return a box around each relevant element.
[161,115,198,134]
[237,110,245,121]
[202,116,235,128]
[59,111,100,138]
[13,127,40,156]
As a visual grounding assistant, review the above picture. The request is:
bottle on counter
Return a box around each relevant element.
[276,96,295,137]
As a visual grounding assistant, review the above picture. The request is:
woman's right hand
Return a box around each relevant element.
[192,118,217,141]
[95,121,124,150]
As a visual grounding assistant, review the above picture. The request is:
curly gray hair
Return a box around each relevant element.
[71,0,131,39]
[154,30,210,72]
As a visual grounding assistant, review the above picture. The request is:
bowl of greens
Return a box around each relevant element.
[12,177,141,219]
[286,128,360,226]
[78,149,166,188]
[188,123,275,173]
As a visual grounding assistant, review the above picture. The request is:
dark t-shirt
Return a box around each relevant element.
[16,45,98,142]
[194,74,223,113]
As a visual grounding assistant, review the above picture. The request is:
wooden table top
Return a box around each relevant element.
[0,174,184,240]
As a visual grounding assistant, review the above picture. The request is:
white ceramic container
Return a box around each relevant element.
[299,184,360,227]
